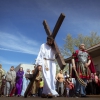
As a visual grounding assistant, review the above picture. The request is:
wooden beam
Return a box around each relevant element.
[24,67,39,98]
[52,13,65,39]
[43,16,66,69]
[53,41,66,69]
[43,20,52,36]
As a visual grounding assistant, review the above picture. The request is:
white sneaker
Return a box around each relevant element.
[32,94,36,97]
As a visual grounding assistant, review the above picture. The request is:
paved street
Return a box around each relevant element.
[0,95,100,100]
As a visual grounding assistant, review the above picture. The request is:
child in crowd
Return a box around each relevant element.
[64,77,70,97]
[68,78,75,97]
[64,77,74,97]
[38,78,44,97]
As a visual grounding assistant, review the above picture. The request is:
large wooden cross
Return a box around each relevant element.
[43,13,66,69]
[24,13,66,98]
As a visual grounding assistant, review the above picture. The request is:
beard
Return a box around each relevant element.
[47,43,54,46]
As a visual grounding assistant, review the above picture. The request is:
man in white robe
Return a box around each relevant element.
[35,36,58,97]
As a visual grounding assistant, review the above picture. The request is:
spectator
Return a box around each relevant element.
[21,69,30,96]
[15,67,24,97]
[56,69,64,97]
[68,78,75,97]
[64,77,70,97]
[38,78,44,97]
[5,66,16,97]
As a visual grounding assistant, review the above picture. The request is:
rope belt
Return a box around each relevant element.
[44,58,55,71]
[44,58,55,61]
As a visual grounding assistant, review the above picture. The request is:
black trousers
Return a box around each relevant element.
[38,87,43,96]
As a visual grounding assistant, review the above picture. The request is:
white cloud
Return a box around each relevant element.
[0,56,27,72]
[0,56,20,65]
[0,32,40,55]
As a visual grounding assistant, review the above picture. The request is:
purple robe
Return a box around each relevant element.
[15,70,24,95]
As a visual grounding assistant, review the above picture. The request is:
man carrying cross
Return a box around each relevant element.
[24,13,66,98]
[35,36,58,98]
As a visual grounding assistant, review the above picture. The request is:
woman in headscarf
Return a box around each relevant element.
[15,67,24,97]
[21,69,30,96]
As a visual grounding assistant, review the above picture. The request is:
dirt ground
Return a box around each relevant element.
[0,95,100,100]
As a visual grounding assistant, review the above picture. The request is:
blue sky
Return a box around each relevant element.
[0,0,100,72]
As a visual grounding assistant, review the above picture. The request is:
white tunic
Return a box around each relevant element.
[35,43,58,96]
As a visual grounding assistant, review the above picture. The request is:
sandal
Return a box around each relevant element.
[47,94,53,98]
[41,94,47,98]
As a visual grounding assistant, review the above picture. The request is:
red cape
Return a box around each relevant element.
[71,50,96,78]
[88,56,96,73]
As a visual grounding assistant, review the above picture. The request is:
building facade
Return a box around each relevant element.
[15,63,35,74]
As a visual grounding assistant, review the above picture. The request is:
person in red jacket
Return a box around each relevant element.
[71,43,96,97]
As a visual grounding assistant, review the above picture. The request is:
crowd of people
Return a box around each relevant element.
[0,36,100,98]
[0,64,44,97]
[0,64,100,98]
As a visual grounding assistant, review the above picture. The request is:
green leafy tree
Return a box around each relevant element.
[61,32,100,58]
[61,34,74,57]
